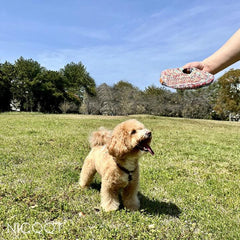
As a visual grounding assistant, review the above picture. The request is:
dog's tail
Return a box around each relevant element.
[89,127,112,148]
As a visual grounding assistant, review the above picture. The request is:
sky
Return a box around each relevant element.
[1,0,240,90]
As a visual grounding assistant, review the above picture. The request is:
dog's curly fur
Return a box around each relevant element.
[79,119,153,211]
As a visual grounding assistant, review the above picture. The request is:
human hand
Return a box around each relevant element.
[182,61,212,74]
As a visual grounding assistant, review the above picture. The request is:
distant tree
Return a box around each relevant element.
[61,62,96,102]
[82,94,101,115]
[82,84,115,115]
[214,69,240,119]
[12,57,43,111]
[96,83,116,115]
[79,92,91,114]
[0,62,15,111]
[2,55,232,119]
[59,101,71,114]
[32,70,69,113]
[144,85,167,96]
[59,100,78,113]
[178,82,219,119]
[144,86,180,116]
[144,86,163,115]
[182,89,212,119]
[113,81,144,115]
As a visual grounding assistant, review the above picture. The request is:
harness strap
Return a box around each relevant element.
[116,163,136,181]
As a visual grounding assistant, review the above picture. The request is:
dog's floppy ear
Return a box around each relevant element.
[107,126,130,158]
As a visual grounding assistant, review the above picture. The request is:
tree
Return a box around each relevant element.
[12,57,43,111]
[113,81,144,115]
[32,70,68,113]
[214,69,240,119]
[0,62,15,111]
[61,62,96,102]
[182,90,212,119]
[96,83,116,115]
[144,86,181,116]
[82,84,115,115]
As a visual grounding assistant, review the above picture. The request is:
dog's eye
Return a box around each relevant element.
[131,130,136,135]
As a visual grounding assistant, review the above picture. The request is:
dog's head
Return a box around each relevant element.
[107,119,154,158]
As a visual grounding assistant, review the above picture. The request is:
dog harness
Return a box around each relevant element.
[116,163,136,182]
[101,146,136,182]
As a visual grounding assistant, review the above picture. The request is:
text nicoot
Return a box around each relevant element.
[6,222,63,235]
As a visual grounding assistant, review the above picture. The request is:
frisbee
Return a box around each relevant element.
[160,67,214,89]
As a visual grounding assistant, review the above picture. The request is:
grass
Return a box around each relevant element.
[0,113,240,239]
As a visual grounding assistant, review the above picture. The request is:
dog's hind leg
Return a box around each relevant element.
[79,156,96,189]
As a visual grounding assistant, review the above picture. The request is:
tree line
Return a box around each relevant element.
[77,70,240,120]
[0,57,239,120]
[0,57,95,113]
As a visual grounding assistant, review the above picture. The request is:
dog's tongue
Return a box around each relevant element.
[142,142,155,155]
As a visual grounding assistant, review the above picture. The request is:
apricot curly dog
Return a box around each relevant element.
[79,119,154,211]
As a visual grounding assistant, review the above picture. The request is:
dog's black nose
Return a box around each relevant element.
[146,131,152,138]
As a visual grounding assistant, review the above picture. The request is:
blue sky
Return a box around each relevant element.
[1,0,240,89]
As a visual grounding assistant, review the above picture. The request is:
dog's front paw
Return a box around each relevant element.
[79,181,89,189]
[124,197,140,211]
[101,199,120,212]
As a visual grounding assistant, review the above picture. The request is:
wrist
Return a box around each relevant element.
[202,58,217,74]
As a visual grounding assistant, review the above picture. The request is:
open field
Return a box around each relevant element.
[0,113,240,239]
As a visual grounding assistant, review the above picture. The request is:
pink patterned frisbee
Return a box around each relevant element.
[160,67,214,89]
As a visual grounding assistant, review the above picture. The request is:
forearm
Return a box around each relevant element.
[202,28,240,74]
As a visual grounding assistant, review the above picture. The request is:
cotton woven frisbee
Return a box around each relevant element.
[160,67,214,89]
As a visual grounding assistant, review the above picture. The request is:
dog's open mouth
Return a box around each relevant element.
[136,139,154,155]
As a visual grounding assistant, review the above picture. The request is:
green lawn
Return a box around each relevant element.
[0,113,240,239]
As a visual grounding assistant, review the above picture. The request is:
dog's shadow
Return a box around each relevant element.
[90,182,181,217]
[138,192,181,217]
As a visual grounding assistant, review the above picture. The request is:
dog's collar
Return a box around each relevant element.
[116,163,136,181]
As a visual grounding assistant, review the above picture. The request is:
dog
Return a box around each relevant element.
[79,119,154,211]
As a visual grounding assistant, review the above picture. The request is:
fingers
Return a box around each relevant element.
[182,61,204,70]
